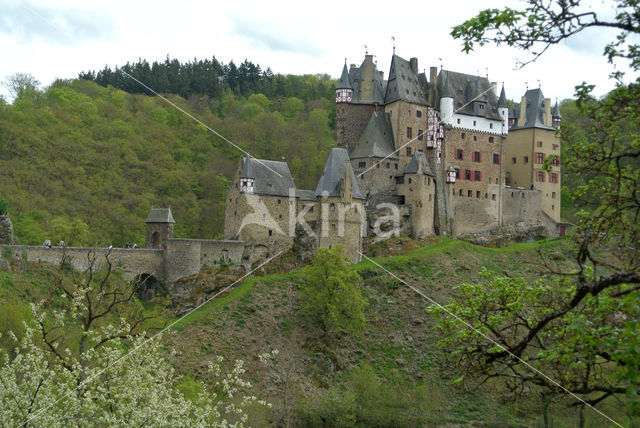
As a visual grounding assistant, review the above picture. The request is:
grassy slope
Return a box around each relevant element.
[164,237,615,426]
[1,238,619,425]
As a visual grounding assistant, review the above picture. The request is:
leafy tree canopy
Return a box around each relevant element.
[299,246,367,336]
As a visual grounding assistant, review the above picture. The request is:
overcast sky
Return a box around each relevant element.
[0,0,633,103]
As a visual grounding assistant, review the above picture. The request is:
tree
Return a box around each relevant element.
[299,246,367,336]
[0,251,268,426]
[3,73,40,101]
[432,0,640,423]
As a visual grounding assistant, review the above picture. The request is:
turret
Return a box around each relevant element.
[439,73,454,125]
[336,60,353,104]
[552,99,562,129]
[497,84,509,134]
[239,154,255,194]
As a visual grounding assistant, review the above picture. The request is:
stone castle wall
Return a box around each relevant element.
[337,104,379,154]
[0,238,244,283]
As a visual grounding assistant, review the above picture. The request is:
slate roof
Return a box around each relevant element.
[295,189,317,201]
[498,84,508,109]
[146,208,175,223]
[437,70,501,120]
[552,100,562,118]
[404,151,434,177]
[347,59,387,105]
[351,112,398,159]
[315,148,364,199]
[384,55,429,106]
[337,62,352,90]
[240,155,296,197]
[511,88,555,130]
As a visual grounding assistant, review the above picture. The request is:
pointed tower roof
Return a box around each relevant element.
[498,84,508,109]
[337,61,352,90]
[240,153,255,178]
[512,88,555,130]
[315,148,364,199]
[552,100,562,118]
[404,151,434,177]
[351,112,397,159]
[384,54,429,106]
[146,207,176,224]
[440,72,454,99]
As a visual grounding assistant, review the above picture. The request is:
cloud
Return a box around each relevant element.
[229,14,325,57]
[0,0,113,45]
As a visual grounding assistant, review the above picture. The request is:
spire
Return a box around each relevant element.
[441,72,454,99]
[337,61,352,90]
[498,84,508,109]
[240,153,254,179]
[552,99,562,118]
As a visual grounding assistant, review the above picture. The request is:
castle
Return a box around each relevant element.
[222,51,566,263]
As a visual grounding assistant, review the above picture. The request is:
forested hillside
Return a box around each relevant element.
[0,73,336,247]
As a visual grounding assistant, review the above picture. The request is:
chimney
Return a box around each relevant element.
[544,97,552,127]
[519,95,527,124]
[429,66,438,106]
[410,57,419,74]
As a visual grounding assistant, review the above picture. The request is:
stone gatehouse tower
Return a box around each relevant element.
[145,207,175,249]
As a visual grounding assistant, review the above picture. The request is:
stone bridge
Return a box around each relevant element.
[0,238,244,283]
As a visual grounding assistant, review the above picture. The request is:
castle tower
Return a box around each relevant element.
[439,73,454,125]
[336,61,353,104]
[497,84,509,134]
[552,100,562,129]
[145,207,175,249]
[239,153,255,194]
[504,88,561,223]
[315,148,365,263]
[396,151,436,238]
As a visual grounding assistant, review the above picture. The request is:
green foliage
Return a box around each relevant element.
[0,197,7,215]
[0,76,336,245]
[430,269,640,422]
[299,246,367,336]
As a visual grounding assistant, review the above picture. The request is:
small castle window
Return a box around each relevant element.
[407,127,413,138]
[493,154,500,164]
[406,147,412,156]
[477,191,481,198]
[457,118,461,124]
[429,194,432,201]
[537,141,543,147]
[418,130,424,141]
[485,193,488,198]
[489,123,493,129]
[395,163,398,169]
[330,203,335,212]
[376,163,380,168]
[468,190,472,197]
[456,149,464,160]
[461,133,465,139]
[428,178,431,185]
[279,214,282,219]
[398,195,405,205]
[358,161,366,168]
[408,178,412,184]
[458,189,462,196]
[552,192,556,199]
[277,199,281,204]
[290,200,294,205]
[269,230,273,236]
[492,194,496,201]
[386,162,390,168]
[416,110,422,118]
[489,136,494,143]
[473,135,477,141]
[474,170,481,181]
[524,156,529,163]
[512,157,517,164]
[473,120,477,126]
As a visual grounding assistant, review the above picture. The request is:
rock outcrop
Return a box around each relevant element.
[0,212,16,245]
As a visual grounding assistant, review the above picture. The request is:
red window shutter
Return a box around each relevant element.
[479,171,482,181]
[498,154,501,165]
[479,152,482,162]
[462,150,464,160]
